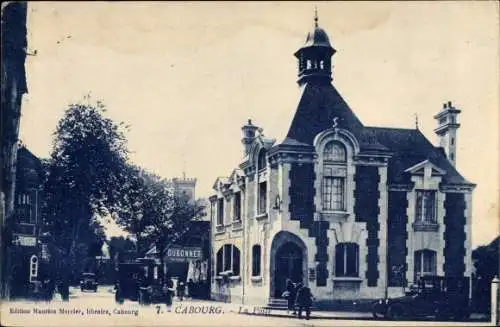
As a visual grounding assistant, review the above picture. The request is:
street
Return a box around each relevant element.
[0,286,493,327]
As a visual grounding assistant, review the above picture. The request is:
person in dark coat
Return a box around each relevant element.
[285,279,296,314]
[295,284,314,320]
[186,279,195,299]
[164,278,175,311]
[177,281,186,301]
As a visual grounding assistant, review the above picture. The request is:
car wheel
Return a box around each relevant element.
[387,306,404,320]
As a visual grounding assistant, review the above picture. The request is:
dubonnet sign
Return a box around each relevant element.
[165,246,203,262]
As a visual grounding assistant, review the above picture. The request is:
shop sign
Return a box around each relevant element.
[16,235,37,247]
[165,246,203,262]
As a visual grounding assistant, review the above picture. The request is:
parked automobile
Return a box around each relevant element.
[115,258,166,305]
[80,273,98,292]
[372,276,470,321]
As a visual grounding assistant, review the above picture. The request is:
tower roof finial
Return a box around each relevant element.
[314,6,319,27]
[415,113,419,130]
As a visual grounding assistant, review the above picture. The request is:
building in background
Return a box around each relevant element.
[209,14,475,306]
[145,175,211,298]
[8,145,44,299]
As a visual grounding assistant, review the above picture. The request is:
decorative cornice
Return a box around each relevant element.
[388,184,414,192]
[440,183,476,192]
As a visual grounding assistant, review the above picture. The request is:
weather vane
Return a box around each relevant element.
[332,116,339,129]
[314,6,319,27]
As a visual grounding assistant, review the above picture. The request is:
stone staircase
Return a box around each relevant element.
[266,298,288,310]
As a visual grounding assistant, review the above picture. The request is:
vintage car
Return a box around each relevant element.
[115,258,166,305]
[80,273,98,292]
[372,276,470,321]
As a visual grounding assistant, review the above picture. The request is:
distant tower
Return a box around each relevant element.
[294,9,336,86]
[434,101,461,166]
[241,119,258,156]
[173,175,197,202]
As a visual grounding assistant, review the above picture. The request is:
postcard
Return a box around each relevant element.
[1,1,499,326]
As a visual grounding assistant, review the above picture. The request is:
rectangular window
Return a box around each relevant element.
[217,198,224,226]
[233,192,241,221]
[323,177,344,211]
[415,190,436,223]
[252,245,261,276]
[414,250,437,282]
[17,192,33,224]
[258,182,267,214]
[335,243,359,277]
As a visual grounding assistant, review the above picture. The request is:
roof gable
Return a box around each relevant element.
[404,159,446,176]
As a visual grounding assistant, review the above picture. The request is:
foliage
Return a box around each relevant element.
[472,236,499,280]
[42,96,129,278]
[471,236,499,313]
[115,168,206,259]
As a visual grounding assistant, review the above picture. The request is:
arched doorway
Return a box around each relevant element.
[270,231,307,299]
[275,242,303,298]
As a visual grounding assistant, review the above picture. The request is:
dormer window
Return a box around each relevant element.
[233,192,241,221]
[257,150,267,171]
[217,198,224,226]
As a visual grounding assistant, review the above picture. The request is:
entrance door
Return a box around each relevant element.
[274,242,303,298]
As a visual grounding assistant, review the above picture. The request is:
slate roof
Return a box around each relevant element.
[360,127,472,185]
[278,82,472,186]
[281,83,364,147]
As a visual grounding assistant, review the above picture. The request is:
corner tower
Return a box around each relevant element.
[294,10,336,86]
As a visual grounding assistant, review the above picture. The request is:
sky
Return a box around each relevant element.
[20,2,499,246]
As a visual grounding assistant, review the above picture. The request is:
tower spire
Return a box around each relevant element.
[314,6,319,27]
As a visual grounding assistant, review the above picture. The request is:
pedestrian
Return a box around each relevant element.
[186,279,195,299]
[284,279,296,315]
[164,277,175,312]
[177,281,186,301]
[295,283,314,320]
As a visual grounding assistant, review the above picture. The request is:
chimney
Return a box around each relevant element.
[241,119,258,156]
[433,101,461,167]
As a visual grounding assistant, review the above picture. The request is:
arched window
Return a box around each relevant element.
[252,245,262,276]
[257,150,267,171]
[320,60,324,69]
[322,142,347,211]
[414,249,436,282]
[335,243,359,277]
[216,244,241,277]
[323,142,346,162]
[307,60,312,69]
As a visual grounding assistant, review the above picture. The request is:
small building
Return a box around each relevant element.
[209,15,475,306]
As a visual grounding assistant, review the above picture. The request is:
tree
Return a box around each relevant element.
[471,236,499,313]
[116,169,206,275]
[42,96,129,280]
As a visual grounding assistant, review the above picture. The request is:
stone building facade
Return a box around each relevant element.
[209,16,475,305]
